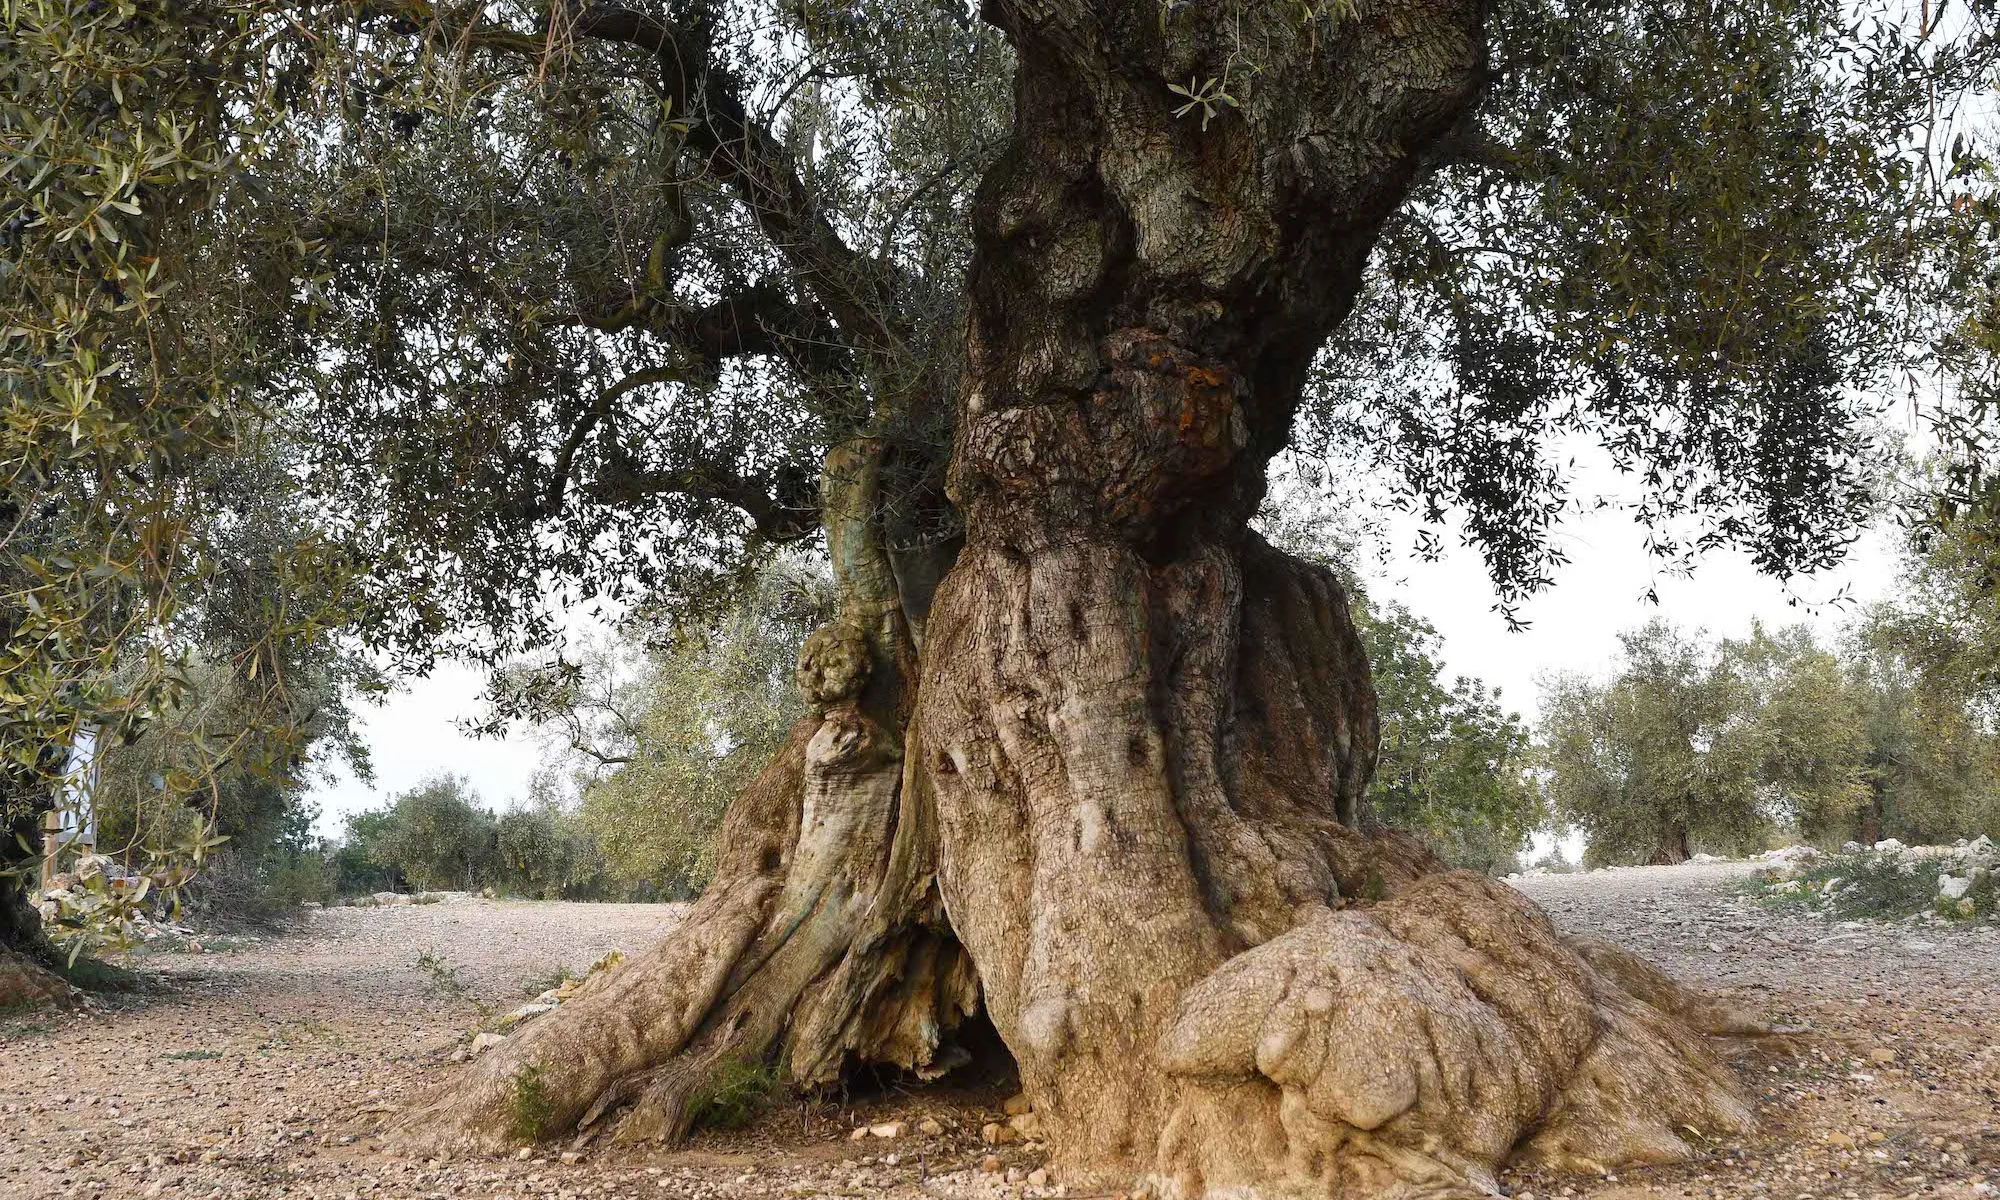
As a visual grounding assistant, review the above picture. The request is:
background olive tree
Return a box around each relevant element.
[1542,591,2000,865]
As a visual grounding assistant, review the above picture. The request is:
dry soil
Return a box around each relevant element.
[1,863,1995,1200]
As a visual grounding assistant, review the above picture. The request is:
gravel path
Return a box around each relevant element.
[2,867,1995,1200]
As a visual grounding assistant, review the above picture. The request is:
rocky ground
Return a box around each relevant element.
[2,863,1995,1200]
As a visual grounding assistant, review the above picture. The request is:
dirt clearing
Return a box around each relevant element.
[2,865,1995,1200]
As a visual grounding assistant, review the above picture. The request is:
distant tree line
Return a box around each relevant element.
[327,774,614,901]
[1541,519,2000,865]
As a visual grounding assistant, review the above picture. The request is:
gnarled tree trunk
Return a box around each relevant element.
[1,779,75,1010]
[394,439,980,1149]
[398,0,1764,1192]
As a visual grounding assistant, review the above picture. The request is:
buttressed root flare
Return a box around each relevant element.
[1151,872,1761,1197]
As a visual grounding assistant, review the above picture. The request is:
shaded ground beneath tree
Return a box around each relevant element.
[1,864,1995,1200]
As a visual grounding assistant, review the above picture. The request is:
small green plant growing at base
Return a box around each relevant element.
[508,1064,556,1143]
[686,1054,780,1132]
[415,949,469,998]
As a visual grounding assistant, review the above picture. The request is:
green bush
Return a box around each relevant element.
[1750,849,1999,921]
[1356,600,1541,875]
[331,809,402,896]
[374,776,498,892]
[329,775,625,901]
[495,798,606,900]
[508,1065,556,1143]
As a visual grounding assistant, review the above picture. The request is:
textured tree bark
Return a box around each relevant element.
[394,442,977,1151]
[400,0,1765,1188]
[1646,824,1694,866]
[0,785,75,1010]
[1,806,44,958]
[909,0,1761,1192]
[1861,776,1886,845]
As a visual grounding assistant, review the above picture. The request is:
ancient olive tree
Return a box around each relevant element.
[11,0,2000,1191]
[315,0,1839,1189]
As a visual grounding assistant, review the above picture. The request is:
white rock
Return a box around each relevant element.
[497,1002,560,1027]
[469,1032,509,1056]
[869,1121,908,1139]
[1762,845,1821,863]
[1940,874,1974,901]
[1873,839,1906,853]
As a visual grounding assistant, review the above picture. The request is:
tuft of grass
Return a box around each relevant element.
[686,1054,779,1132]
[508,1064,556,1143]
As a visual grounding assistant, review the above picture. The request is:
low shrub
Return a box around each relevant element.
[508,1064,556,1143]
[1748,842,1998,921]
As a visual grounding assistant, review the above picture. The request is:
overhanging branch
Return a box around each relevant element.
[567,281,853,379]
[566,3,910,362]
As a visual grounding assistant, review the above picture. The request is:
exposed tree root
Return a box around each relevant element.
[1155,872,1759,1199]
[0,948,75,1012]
[391,616,979,1155]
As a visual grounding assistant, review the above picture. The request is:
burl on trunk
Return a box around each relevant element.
[396,0,1766,1194]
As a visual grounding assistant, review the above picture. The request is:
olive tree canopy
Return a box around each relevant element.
[7,0,1999,1189]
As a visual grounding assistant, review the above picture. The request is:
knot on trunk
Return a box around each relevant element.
[953,328,1257,541]
[797,620,872,706]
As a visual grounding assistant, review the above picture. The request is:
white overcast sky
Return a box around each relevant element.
[301,464,1901,836]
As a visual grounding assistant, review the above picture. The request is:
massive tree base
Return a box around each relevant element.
[393,727,1761,1200]
[392,545,1764,1199]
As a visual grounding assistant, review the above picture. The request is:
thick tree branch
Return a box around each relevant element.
[567,281,853,380]
[586,456,821,542]
[523,366,683,523]
[526,406,821,538]
[566,3,911,363]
